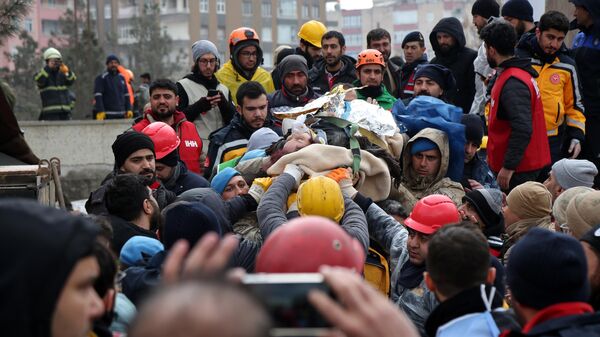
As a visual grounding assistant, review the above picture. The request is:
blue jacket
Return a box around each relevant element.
[161,161,210,196]
[462,153,499,189]
[93,71,131,115]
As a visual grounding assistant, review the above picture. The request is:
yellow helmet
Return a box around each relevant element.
[298,20,327,48]
[297,176,345,223]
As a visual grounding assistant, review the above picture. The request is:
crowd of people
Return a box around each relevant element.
[6,0,600,336]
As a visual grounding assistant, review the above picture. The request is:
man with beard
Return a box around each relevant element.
[581,225,600,310]
[93,55,133,120]
[309,31,357,96]
[205,81,282,179]
[104,174,162,256]
[132,79,204,174]
[404,64,456,105]
[177,40,236,142]
[268,55,319,114]
[502,0,536,40]
[481,20,550,192]
[517,11,586,168]
[469,0,500,116]
[353,49,397,110]
[429,17,477,114]
[367,28,402,98]
[85,131,176,215]
[399,32,429,100]
[216,27,275,105]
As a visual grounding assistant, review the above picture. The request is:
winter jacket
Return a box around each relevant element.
[399,55,429,100]
[429,18,477,114]
[215,61,275,105]
[309,55,358,95]
[469,42,493,116]
[160,161,210,195]
[354,81,398,110]
[486,57,551,173]
[177,72,236,139]
[517,33,586,148]
[34,65,75,120]
[500,302,600,337]
[205,113,282,179]
[256,173,369,254]
[396,128,465,212]
[108,214,158,255]
[93,70,131,118]
[383,59,402,98]
[268,86,320,114]
[501,216,553,266]
[462,152,499,189]
[132,110,204,174]
[425,285,519,337]
[134,83,150,114]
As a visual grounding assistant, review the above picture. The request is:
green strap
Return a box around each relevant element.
[319,116,361,174]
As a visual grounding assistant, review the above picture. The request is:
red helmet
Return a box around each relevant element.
[404,194,460,235]
[141,122,180,159]
[255,216,365,273]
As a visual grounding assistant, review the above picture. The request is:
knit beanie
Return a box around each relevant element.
[410,138,439,155]
[461,114,484,146]
[247,127,282,152]
[156,148,179,167]
[463,188,504,237]
[279,54,309,79]
[120,236,164,267]
[414,64,456,91]
[507,228,590,310]
[501,0,534,22]
[191,40,219,63]
[112,132,155,170]
[581,224,600,255]
[106,54,120,65]
[162,201,222,250]
[552,186,594,226]
[506,181,552,220]
[472,0,500,19]
[210,167,241,195]
[402,31,425,48]
[566,191,600,239]
[551,158,598,189]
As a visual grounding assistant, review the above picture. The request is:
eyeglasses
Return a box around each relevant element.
[239,51,258,58]
[199,58,217,65]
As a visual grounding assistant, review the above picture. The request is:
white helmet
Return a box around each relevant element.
[43,47,61,60]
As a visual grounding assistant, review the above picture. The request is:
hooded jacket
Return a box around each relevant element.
[132,110,204,174]
[429,18,477,114]
[309,55,358,95]
[0,199,99,337]
[396,128,465,212]
[501,216,553,266]
[215,61,275,105]
[268,85,320,114]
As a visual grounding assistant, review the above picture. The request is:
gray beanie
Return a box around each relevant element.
[552,186,594,226]
[192,40,219,63]
[552,158,598,189]
[247,127,282,152]
[278,54,308,78]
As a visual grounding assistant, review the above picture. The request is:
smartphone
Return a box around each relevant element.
[207,89,219,97]
[242,273,334,337]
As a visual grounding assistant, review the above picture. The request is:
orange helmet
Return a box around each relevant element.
[229,27,260,47]
[141,122,180,159]
[356,49,385,69]
[404,194,460,235]
[255,216,366,273]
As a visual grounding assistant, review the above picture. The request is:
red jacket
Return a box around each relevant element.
[132,110,204,174]
[487,67,550,173]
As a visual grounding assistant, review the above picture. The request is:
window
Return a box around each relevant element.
[394,10,418,24]
[277,24,296,44]
[217,27,225,42]
[262,2,271,17]
[302,4,309,18]
[242,1,252,16]
[41,20,60,35]
[200,26,208,39]
[312,2,319,18]
[278,0,296,18]
[343,15,361,27]
[23,18,33,33]
[200,0,208,13]
[216,0,226,14]
[262,26,272,42]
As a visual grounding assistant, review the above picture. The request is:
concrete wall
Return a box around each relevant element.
[20,119,133,200]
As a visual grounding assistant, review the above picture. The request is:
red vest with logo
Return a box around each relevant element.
[176,121,203,174]
[487,67,550,173]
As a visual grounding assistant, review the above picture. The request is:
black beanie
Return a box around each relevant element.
[163,201,222,250]
[414,64,456,91]
[157,149,179,167]
[581,224,600,255]
[507,228,590,310]
[112,132,155,169]
[402,31,425,48]
[461,114,484,146]
[472,0,500,19]
[501,0,534,22]
[106,54,120,65]
[463,188,504,237]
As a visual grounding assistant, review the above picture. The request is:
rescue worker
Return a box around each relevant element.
[353,49,397,110]
[132,79,204,174]
[94,55,133,120]
[268,55,319,114]
[399,32,429,100]
[34,47,76,120]
[516,11,586,165]
[309,31,357,96]
[367,28,402,98]
[216,27,275,105]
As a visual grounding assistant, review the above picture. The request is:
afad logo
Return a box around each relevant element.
[549,73,560,85]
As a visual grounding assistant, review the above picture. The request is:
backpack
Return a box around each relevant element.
[364,242,390,296]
